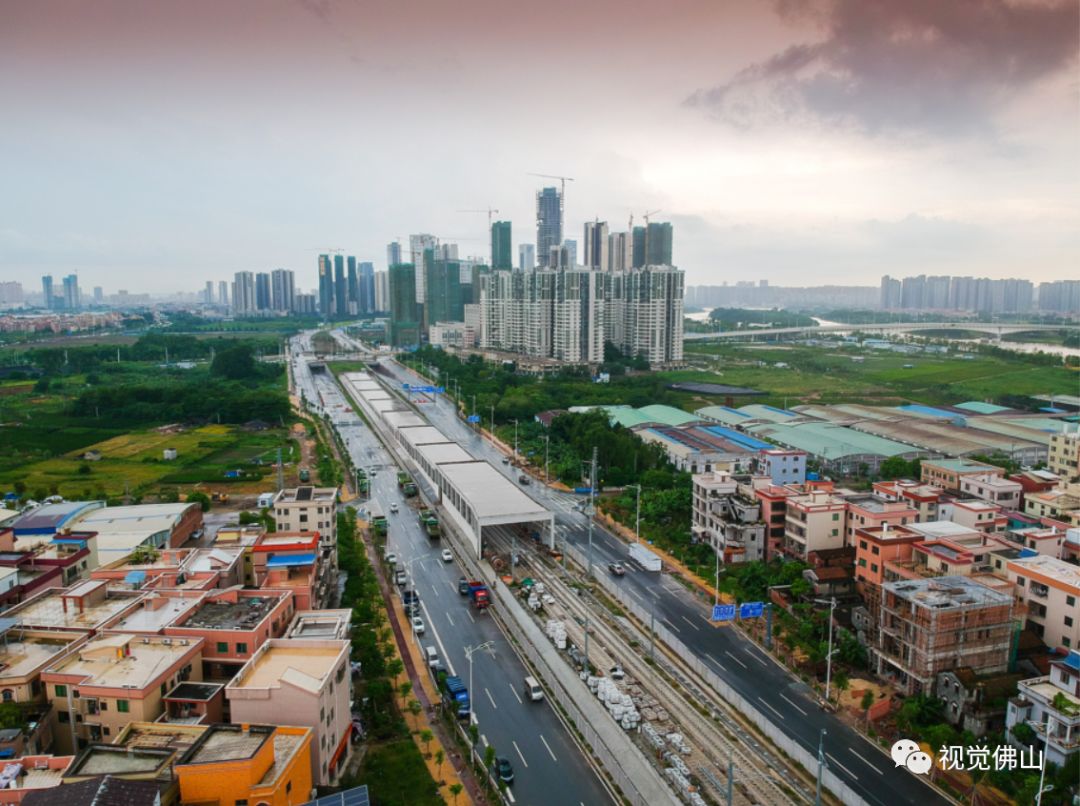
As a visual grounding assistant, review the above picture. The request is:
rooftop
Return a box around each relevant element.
[45,634,199,690]
[275,487,337,504]
[177,593,281,631]
[438,461,551,524]
[1007,554,1080,588]
[0,629,86,681]
[72,503,196,534]
[183,723,270,764]
[229,639,347,693]
[167,682,223,701]
[288,609,352,640]
[114,722,207,754]
[884,576,1012,609]
[65,745,172,778]
[400,426,454,448]
[10,501,104,536]
[909,520,982,540]
[104,593,203,633]
[955,401,1012,415]
[746,420,917,460]
[7,586,142,631]
[923,458,1002,473]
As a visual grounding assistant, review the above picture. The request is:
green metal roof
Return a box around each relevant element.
[598,404,700,428]
[746,421,918,460]
[694,406,752,426]
[921,457,999,472]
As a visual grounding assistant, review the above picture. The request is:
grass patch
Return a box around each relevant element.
[353,739,443,806]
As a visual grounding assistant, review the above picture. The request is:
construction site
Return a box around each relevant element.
[871,576,1017,696]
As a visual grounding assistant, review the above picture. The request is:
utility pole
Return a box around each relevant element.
[726,748,734,806]
[513,419,519,461]
[490,404,495,442]
[544,434,550,483]
[586,447,597,580]
[814,597,838,702]
[816,729,827,806]
[276,447,283,491]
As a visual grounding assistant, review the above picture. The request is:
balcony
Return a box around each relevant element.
[1029,582,1049,600]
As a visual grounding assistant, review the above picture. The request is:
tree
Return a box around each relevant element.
[833,671,850,703]
[420,728,434,756]
[449,783,463,804]
[408,699,422,721]
[186,491,211,512]
[386,658,404,680]
[860,689,875,728]
[484,744,496,773]
[397,680,412,708]
[0,702,25,731]
[435,748,445,780]
[210,344,257,380]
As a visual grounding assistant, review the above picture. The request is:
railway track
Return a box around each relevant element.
[487,525,816,806]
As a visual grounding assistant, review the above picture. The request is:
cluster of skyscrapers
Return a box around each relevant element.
[880,274,1080,314]
[41,274,85,311]
[317,255,386,318]
[387,186,685,367]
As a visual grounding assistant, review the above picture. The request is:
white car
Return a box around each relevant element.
[411,616,426,636]
[440,549,453,563]
[384,552,398,565]
[389,503,399,514]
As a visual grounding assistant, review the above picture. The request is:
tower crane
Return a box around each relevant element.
[458,208,500,230]
[642,209,663,225]
[527,172,575,196]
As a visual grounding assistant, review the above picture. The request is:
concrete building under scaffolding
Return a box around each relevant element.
[871,576,1015,696]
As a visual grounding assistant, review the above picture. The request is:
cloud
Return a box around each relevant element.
[686,0,1079,136]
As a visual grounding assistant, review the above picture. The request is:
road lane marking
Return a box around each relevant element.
[481,734,489,747]
[848,748,883,774]
[706,656,728,673]
[745,648,768,666]
[466,610,476,623]
[826,753,858,780]
[512,740,528,768]
[446,613,454,627]
[485,687,498,709]
[757,697,785,720]
[779,694,807,716]
[540,734,558,763]
[724,651,748,669]
[509,683,522,704]
[680,615,701,631]
[663,618,682,634]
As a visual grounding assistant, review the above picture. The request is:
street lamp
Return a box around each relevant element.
[544,434,550,483]
[815,729,827,806]
[464,641,495,718]
[813,597,838,703]
[512,419,519,461]
[1036,712,1057,806]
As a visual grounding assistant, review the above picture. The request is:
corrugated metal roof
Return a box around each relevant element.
[955,401,1011,415]
[747,421,918,459]
[267,553,316,567]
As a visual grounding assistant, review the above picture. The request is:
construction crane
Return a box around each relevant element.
[458,208,500,230]
[642,209,663,225]
[527,172,575,196]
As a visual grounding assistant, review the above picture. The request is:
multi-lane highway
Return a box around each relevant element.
[377,355,948,806]
[291,339,613,806]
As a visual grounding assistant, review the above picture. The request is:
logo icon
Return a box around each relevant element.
[891,739,932,775]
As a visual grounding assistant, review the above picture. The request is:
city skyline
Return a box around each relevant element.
[2,0,1076,291]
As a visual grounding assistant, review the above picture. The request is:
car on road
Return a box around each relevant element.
[411,616,425,636]
[385,552,398,565]
[493,756,515,786]
[608,562,625,576]
[501,457,510,465]
[609,665,626,680]
[517,474,530,485]
[440,549,453,563]
[458,577,470,595]
[389,503,399,514]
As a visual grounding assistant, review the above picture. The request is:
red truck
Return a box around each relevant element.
[467,581,490,610]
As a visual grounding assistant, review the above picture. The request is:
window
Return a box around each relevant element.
[55,685,67,698]
[286,782,292,794]
[871,563,878,573]
[236,643,248,654]
[1066,616,1074,628]
[117,700,129,713]
[1067,596,1076,607]
[872,546,879,556]
[832,513,840,521]
[1065,637,1072,648]
[99,700,108,711]
[858,558,867,568]
[859,541,868,550]
[58,711,69,724]
[0,690,10,703]
[217,642,229,653]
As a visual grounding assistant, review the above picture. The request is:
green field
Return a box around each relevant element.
[674,343,1077,409]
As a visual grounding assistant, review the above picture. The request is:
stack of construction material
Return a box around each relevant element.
[666,732,691,755]
[642,723,666,751]
[546,620,567,649]
[527,592,542,611]
[590,676,641,730]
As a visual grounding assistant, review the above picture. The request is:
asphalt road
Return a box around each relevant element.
[297,346,613,806]
[379,357,949,806]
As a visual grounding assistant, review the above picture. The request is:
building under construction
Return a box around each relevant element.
[871,576,1015,696]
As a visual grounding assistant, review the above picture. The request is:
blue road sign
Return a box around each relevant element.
[436,386,445,393]
[712,604,736,622]
[467,415,481,423]
[416,385,436,394]
[739,602,764,619]
[402,383,410,389]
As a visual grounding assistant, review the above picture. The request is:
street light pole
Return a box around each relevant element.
[586,447,597,580]
[815,729,827,806]
[513,419,519,461]
[544,434,550,483]
[1036,714,1056,805]
[814,597,838,703]
[464,641,493,723]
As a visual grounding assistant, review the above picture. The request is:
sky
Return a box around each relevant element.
[2,0,1077,293]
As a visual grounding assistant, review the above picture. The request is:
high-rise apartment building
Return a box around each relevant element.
[41,275,54,310]
[388,263,421,347]
[347,256,358,315]
[333,255,347,317]
[409,234,437,304]
[254,272,271,311]
[607,231,631,272]
[645,222,673,265]
[880,276,902,309]
[204,281,214,304]
[62,274,80,311]
[518,244,535,270]
[387,241,402,268]
[318,255,334,317]
[374,271,389,312]
[271,269,295,312]
[92,286,103,304]
[425,252,464,327]
[0,281,25,306]
[584,221,608,270]
[536,187,563,267]
[562,239,577,267]
[217,281,229,306]
[631,227,647,269]
[491,221,513,270]
[880,273,1036,313]
[358,261,375,313]
[232,272,256,314]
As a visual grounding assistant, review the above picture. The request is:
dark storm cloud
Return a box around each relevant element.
[687,0,1080,135]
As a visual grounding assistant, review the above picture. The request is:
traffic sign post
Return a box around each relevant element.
[711,604,736,622]
[739,602,764,619]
